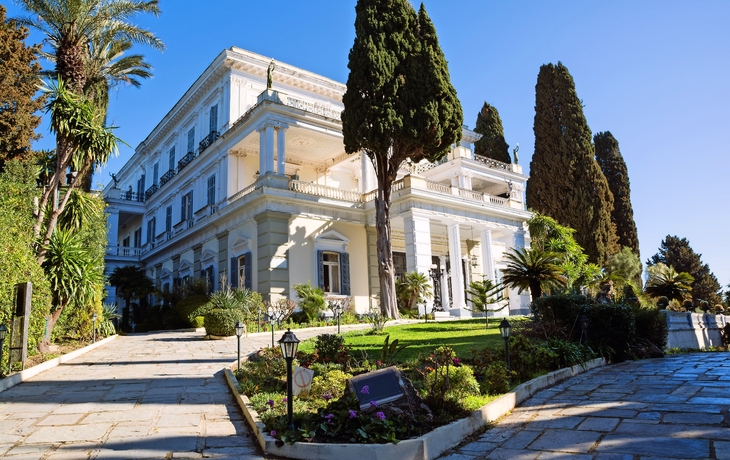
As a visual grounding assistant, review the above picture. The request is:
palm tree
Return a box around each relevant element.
[501,247,567,302]
[108,265,155,328]
[645,263,694,302]
[396,271,433,313]
[15,0,163,240]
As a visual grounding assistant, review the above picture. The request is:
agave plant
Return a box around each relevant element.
[98,303,121,337]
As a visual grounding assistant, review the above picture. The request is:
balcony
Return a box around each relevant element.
[177,151,195,172]
[107,245,142,258]
[198,131,220,153]
[106,188,144,203]
[144,183,159,200]
[160,170,175,186]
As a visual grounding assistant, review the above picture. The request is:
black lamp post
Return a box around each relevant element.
[257,306,261,333]
[278,328,300,431]
[269,309,276,348]
[92,313,98,343]
[499,318,511,374]
[579,314,589,344]
[0,324,7,374]
[333,302,342,334]
[235,321,245,371]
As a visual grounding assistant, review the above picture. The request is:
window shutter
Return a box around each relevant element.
[340,252,350,295]
[317,250,325,290]
[173,277,181,287]
[200,269,205,279]
[230,257,238,288]
[244,252,252,290]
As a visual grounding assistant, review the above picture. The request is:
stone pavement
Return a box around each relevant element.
[0,323,377,460]
[441,353,730,460]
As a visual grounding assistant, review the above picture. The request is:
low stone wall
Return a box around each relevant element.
[664,311,728,349]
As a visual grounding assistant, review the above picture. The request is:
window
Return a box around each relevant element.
[136,175,145,199]
[168,146,175,172]
[165,205,172,233]
[209,105,218,134]
[181,191,193,222]
[393,252,407,280]
[322,252,340,294]
[153,163,159,186]
[146,218,156,244]
[231,253,252,290]
[203,265,214,294]
[133,228,142,248]
[122,236,130,247]
[187,127,195,154]
[207,175,216,206]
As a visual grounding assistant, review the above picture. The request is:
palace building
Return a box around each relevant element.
[103,47,532,317]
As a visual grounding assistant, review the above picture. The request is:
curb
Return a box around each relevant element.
[224,356,606,460]
[0,335,117,393]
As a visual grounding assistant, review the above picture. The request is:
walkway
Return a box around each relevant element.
[0,323,375,459]
[442,353,730,460]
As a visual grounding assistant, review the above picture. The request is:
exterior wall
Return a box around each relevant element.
[665,311,728,349]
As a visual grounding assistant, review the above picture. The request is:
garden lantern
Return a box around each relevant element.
[499,318,511,373]
[278,328,300,430]
[92,313,98,343]
[235,321,245,371]
[333,302,342,334]
[0,324,7,373]
[268,308,276,348]
[579,315,589,344]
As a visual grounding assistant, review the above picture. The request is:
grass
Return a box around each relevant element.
[298,318,505,362]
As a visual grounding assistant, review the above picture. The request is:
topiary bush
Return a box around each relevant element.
[204,308,246,336]
[314,333,348,363]
[634,306,668,350]
[585,301,635,362]
[424,364,480,401]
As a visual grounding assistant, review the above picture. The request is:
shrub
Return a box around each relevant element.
[424,364,480,401]
[314,334,348,363]
[682,300,694,312]
[309,369,352,400]
[481,362,511,395]
[634,306,668,349]
[546,338,596,368]
[204,308,246,336]
[192,316,205,328]
[292,282,326,321]
[509,335,558,381]
[172,279,209,325]
[585,302,635,362]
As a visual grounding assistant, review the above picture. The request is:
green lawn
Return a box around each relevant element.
[299,318,505,362]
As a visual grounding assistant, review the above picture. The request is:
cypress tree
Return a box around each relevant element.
[0,6,45,168]
[527,62,617,265]
[473,102,511,163]
[342,0,462,318]
[594,131,639,257]
[648,235,722,305]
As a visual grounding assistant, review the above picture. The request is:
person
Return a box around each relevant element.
[267,60,275,89]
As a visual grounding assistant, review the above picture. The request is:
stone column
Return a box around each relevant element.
[106,208,119,251]
[254,211,290,301]
[404,212,434,313]
[360,152,376,193]
[265,125,275,174]
[258,125,267,177]
[217,230,229,292]
[193,244,202,278]
[481,229,495,282]
[276,124,287,176]
[447,223,468,316]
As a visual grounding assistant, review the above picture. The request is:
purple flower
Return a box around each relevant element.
[282,397,288,403]
[266,399,275,408]
[349,409,357,419]
[325,413,335,424]
[322,393,332,402]
[369,400,378,408]
[270,430,277,437]
[453,358,461,365]
[360,385,370,395]
[376,411,386,421]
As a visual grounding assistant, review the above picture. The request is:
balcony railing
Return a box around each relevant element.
[289,180,363,202]
[107,245,142,257]
[177,152,195,172]
[160,170,175,186]
[144,183,159,200]
[198,131,220,153]
[473,154,511,171]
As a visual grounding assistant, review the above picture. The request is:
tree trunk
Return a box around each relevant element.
[39,305,66,351]
[529,280,542,303]
[374,154,399,319]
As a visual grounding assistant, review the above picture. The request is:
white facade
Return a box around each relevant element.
[104,47,532,317]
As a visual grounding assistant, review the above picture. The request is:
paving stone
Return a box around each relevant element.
[635,411,661,420]
[3,443,53,457]
[714,440,730,460]
[36,414,84,426]
[662,412,724,424]
[528,429,601,453]
[500,429,541,449]
[527,415,584,430]
[576,416,619,432]
[471,447,537,459]
[25,424,111,443]
[457,440,498,454]
[596,434,709,458]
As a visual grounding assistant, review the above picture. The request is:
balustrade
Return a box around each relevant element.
[177,152,196,172]
[160,170,175,186]
[198,131,220,153]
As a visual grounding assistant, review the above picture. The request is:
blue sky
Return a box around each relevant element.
[7,1,730,290]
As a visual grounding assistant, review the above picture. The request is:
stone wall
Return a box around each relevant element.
[664,310,728,349]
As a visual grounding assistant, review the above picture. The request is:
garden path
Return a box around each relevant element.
[441,353,730,460]
[0,322,381,459]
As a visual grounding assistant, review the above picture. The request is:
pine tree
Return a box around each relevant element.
[342,0,462,318]
[526,62,617,265]
[648,235,722,305]
[595,131,639,256]
[473,102,511,163]
[0,6,45,167]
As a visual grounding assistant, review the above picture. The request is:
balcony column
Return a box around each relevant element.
[360,152,376,193]
[107,207,120,251]
[404,212,433,312]
[447,223,468,316]
[265,125,275,174]
[258,125,267,177]
[480,229,495,282]
[276,124,288,176]
[513,228,526,249]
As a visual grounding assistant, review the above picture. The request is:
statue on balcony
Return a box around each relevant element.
[267,60,275,89]
[513,143,519,164]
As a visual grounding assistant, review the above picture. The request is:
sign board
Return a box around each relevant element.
[346,366,406,409]
[9,282,32,371]
[292,366,314,397]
